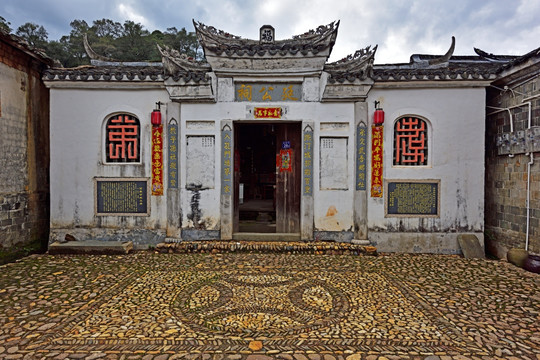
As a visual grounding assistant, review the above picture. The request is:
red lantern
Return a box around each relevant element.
[373,101,384,126]
[151,102,162,127]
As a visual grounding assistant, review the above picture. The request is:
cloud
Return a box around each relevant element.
[116,1,155,30]
[0,0,538,63]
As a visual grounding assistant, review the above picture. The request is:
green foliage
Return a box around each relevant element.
[32,18,203,67]
[0,16,12,33]
[16,22,48,49]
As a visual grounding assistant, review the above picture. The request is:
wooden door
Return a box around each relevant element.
[275,123,301,233]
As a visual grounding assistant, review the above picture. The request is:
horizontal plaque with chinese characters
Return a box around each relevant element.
[385,180,440,217]
[95,178,149,216]
[254,107,282,119]
[235,83,301,102]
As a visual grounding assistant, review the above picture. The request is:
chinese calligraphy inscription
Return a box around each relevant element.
[303,129,314,195]
[371,126,383,197]
[356,123,367,191]
[106,114,140,162]
[235,83,301,102]
[95,178,148,216]
[152,125,164,195]
[221,129,233,195]
[168,122,178,189]
[386,180,440,217]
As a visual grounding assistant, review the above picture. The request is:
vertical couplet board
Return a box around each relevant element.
[356,123,367,190]
[275,123,301,233]
[371,125,383,197]
[221,128,233,195]
[168,122,178,189]
[303,127,314,195]
[152,125,164,195]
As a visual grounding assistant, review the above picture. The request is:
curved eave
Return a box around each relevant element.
[325,45,377,73]
[194,20,338,58]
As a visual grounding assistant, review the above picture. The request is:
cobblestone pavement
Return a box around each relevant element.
[0,252,539,360]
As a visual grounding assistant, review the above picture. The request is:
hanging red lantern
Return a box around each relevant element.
[151,102,162,127]
[373,100,385,126]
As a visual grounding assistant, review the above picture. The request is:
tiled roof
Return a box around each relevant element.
[371,55,502,81]
[0,29,54,66]
[194,20,339,57]
[43,65,165,82]
[497,46,540,71]
[43,64,212,83]
[324,45,377,83]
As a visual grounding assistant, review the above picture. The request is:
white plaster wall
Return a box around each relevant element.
[49,87,170,230]
[181,99,357,234]
[366,87,485,233]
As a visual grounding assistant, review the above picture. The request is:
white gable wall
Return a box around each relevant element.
[49,87,170,246]
[366,87,485,252]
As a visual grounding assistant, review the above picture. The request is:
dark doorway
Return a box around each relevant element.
[234,122,301,234]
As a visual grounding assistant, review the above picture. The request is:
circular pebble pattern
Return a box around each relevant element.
[0,252,538,360]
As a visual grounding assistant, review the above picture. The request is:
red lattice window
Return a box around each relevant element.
[394,117,428,166]
[105,114,140,163]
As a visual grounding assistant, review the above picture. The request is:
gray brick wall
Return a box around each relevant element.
[486,75,540,257]
[0,39,49,251]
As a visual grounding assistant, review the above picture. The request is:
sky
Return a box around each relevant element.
[1,0,539,64]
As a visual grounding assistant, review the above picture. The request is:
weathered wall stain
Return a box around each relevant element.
[187,184,205,229]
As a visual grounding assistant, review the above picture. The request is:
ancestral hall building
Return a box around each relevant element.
[44,21,499,253]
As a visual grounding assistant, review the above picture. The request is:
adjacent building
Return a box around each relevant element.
[485,46,540,257]
[0,29,53,254]
[44,22,502,253]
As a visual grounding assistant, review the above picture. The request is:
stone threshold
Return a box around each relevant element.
[48,240,133,255]
[156,240,377,256]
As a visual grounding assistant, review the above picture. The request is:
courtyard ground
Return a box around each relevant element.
[0,251,538,360]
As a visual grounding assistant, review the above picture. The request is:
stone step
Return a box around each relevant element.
[48,240,133,255]
[232,232,301,241]
[157,240,377,256]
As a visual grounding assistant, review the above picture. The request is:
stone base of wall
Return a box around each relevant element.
[1,193,48,250]
[50,228,166,250]
[485,226,537,259]
[369,231,485,254]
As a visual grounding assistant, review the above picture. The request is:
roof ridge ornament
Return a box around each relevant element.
[260,25,275,44]
[157,44,211,75]
[83,33,116,62]
[474,47,513,62]
[428,36,455,66]
[324,45,377,82]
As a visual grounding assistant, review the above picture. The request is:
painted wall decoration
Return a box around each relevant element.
[385,180,440,217]
[151,125,164,195]
[356,123,367,190]
[236,83,301,102]
[105,114,140,163]
[221,127,233,195]
[303,127,314,195]
[277,149,293,173]
[254,107,282,119]
[168,121,178,189]
[95,178,149,216]
[371,126,383,197]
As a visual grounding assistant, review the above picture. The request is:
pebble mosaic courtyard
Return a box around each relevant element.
[0,252,539,360]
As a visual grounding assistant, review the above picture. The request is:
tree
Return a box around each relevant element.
[0,16,12,33]
[16,22,48,49]
[163,26,203,60]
